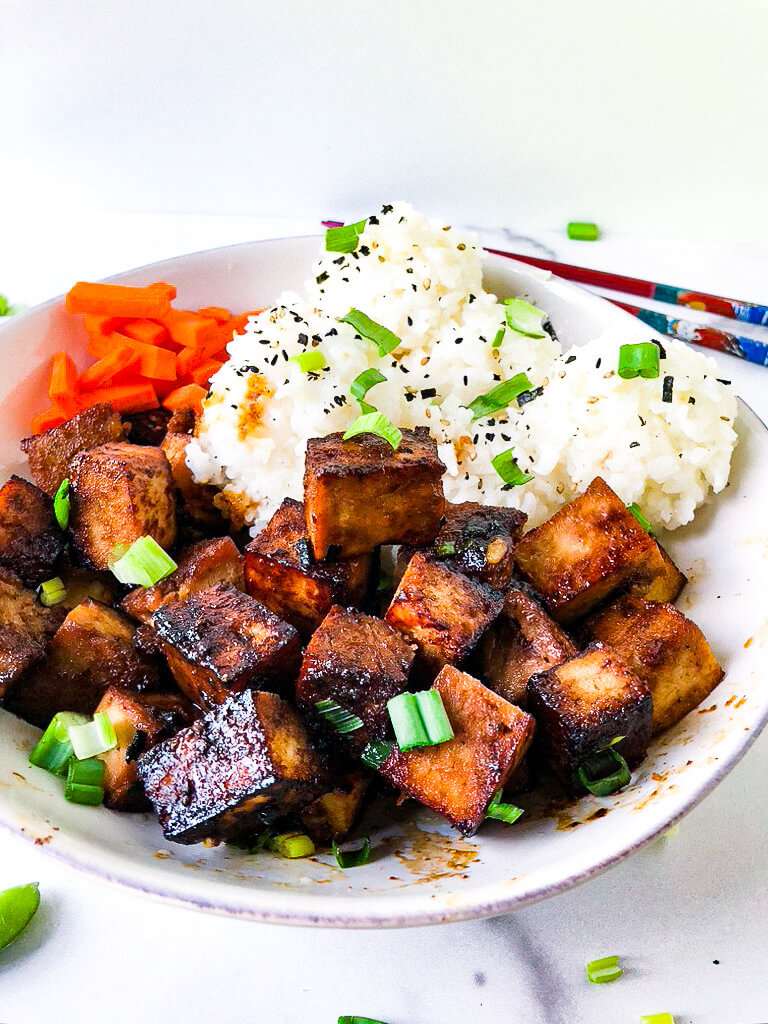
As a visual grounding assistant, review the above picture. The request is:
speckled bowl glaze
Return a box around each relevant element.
[1,237,767,928]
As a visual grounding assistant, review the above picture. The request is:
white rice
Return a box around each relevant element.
[186,201,738,532]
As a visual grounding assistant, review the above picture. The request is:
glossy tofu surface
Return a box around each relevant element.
[0,568,64,698]
[0,475,64,587]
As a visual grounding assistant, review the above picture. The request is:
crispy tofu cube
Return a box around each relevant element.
[0,569,64,698]
[304,427,445,558]
[151,583,301,709]
[21,403,126,495]
[299,772,369,842]
[56,567,118,612]
[69,443,176,569]
[629,540,687,604]
[123,407,172,446]
[526,642,652,794]
[3,599,160,727]
[380,665,535,835]
[296,605,415,755]
[514,477,685,624]
[161,429,221,525]
[385,552,503,676]
[583,595,724,735]
[479,581,577,706]
[137,689,327,844]
[0,476,64,587]
[245,498,373,634]
[121,537,244,625]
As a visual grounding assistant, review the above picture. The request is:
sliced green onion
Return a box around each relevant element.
[267,831,316,859]
[435,540,457,557]
[627,502,654,535]
[639,1016,675,1024]
[38,577,66,607]
[228,828,276,854]
[567,221,600,241]
[332,836,371,868]
[339,308,401,357]
[109,535,178,587]
[491,327,506,348]
[617,342,660,379]
[360,739,393,769]
[586,955,623,984]
[29,712,88,776]
[503,298,547,338]
[289,350,327,373]
[343,412,402,450]
[485,788,524,825]
[466,373,532,421]
[350,368,387,414]
[578,744,631,796]
[387,690,454,752]
[53,478,70,530]
[315,699,364,735]
[0,883,40,951]
[325,219,367,254]
[68,712,117,760]
[65,757,104,805]
[491,448,533,486]
[338,1017,390,1024]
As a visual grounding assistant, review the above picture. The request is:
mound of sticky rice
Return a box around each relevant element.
[186,201,738,531]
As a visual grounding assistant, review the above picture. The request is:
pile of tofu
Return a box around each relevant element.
[0,403,723,846]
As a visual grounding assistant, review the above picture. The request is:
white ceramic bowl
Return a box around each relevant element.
[1,237,767,928]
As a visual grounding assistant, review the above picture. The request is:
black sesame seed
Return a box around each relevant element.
[359,245,370,256]
[468,294,476,303]
[716,378,731,385]
[407,316,413,326]
[462,375,468,386]
[688,396,696,404]
[421,388,436,399]
[382,204,393,214]
[595,358,602,369]
[368,215,379,225]
[629,441,640,448]
[565,355,577,364]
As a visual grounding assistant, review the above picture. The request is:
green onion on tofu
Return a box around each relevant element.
[38,577,66,607]
[466,373,532,421]
[53,478,70,530]
[577,740,631,796]
[626,502,654,535]
[350,368,387,414]
[109,535,177,587]
[68,711,117,760]
[332,836,371,868]
[29,712,88,776]
[342,412,402,451]
[586,955,623,984]
[0,883,40,952]
[314,699,364,735]
[360,740,394,770]
[386,690,454,751]
[338,309,401,357]
[325,220,367,254]
[617,342,660,379]
[503,298,547,338]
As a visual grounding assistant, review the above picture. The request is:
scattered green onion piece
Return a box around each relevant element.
[338,1017,390,1024]
[339,308,401,357]
[617,342,660,379]
[350,368,387,414]
[491,327,506,348]
[289,350,327,373]
[577,744,631,796]
[626,502,654,535]
[586,954,623,984]
[325,220,367,254]
[386,690,454,751]
[0,883,40,951]
[228,828,275,854]
[466,373,532,421]
[375,573,393,594]
[38,577,66,607]
[491,448,533,486]
[567,221,600,241]
[485,788,524,825]
[639,1016,675,1024]
[332,836,371,868]
[343,412,402,451]
[435,540,457,557]
[360,740,393,770]
[65,757,104,805]
[0,294,7,316]
[68,712,117,760]
[267,831,316,859]
[53,478,70,530]
[109,535,178,587]
[29,711,88,776]
[315,699,364,735]
[503,298,547,338]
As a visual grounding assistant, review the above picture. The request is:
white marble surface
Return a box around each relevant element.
[1,212,768,1024]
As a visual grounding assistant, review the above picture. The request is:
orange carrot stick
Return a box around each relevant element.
[31,404,71,434]
[83,314,127,337]
[159,309,220,355]
[175,347,206,377]
[78,344,137,390]
[48,352,79,403]
[66,281,176,318]
[186,359,224,387]
[162,383,207,415]
[78,382,158,414]
[197,306,231,325]
[120,319,169,345]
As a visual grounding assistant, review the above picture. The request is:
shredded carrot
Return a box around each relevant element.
[66,281,176,318]
[163,383,207,415]
[78,344,136,390]
[120,319,169,345]
[31,404,71,434]
[185,358,224,387]
[197,306,231,324]
[78,382,158,414]
[48,352,79,404]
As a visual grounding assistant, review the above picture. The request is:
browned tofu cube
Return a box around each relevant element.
[299,772,369,842]
[526,643,652,795]
[161,429,221,525]
[21,403,126,495]
[4,599,160,727]
[56,567,118,612]
[385,552,503,676]
[151,583,301,709]
[137,689,327,844]
[514,477,685,624]
[479,581,577,706]
[0,476,64,587]
[629,540,687,604]
[121,537,244,625]
[380,665,535,835]
[583,595,724,735]
[122,407,172,446]
[69,443,176,569]
[304,427,445,558]
[0,568,64,698]
[296,605,415,755]
[245,498,373,634]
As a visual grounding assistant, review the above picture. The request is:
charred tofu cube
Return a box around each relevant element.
[137,689,327,844]
[300,772,369,842]
[304,427,445,558]
[4,599,159,727]
[514,477,685,624]
[583,595,724,735]
[161,429,221,525]
[0,476,64,587]
[479,581,577,706]
[526,642,652,795]
[123,407,172,446]
[151,583,301,709]
[121,537,244,625]
[69,443,176,569]
[0,568,64,698]
[296,605,415,755]
[385,552,503,676]
[380,665,535,835]
[21,403,126,496]
[245,498,373,634]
